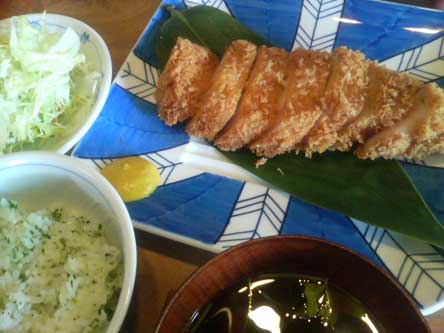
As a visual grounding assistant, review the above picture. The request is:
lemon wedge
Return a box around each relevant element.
[101,157,161,202]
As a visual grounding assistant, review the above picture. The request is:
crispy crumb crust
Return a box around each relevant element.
[186,40,257,140]
[335,62,421,151]
[408,133,444,160]
[303,47,368,156]
[158,38,444,162]
[250,48,331,158]
[155,37,219,126]
[215,46,288,151]
[356,83,444,159]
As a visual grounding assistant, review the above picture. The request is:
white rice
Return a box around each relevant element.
[0,198,122,333]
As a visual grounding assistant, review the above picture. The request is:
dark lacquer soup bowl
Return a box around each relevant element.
[156,236,430,333]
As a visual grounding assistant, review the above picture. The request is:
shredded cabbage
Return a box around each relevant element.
[0,16,98,154]
[0,199,122,333]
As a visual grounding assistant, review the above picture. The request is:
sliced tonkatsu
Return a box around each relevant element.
[156,37,444,162]
[186,40,257,140]
[336,63,421,151]
[250,48,331,158]
[303,47,369,156]
[408,133,444,160]
[155,37,219,126]
[356,83,444,160]
[215,46,288,151]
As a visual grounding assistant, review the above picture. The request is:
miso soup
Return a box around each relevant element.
[187,274,383,333]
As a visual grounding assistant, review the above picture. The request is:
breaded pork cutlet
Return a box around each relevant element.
[215,46,288,151]
[250,49,330,158]
[408,133,444,160]
[356,83,444,160]
[335,63,421,151]
[186,40,257,140]
[303,47,368,156]
[155,37,219,126]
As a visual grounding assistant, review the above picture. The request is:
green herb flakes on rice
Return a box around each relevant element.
[0,198,122,333]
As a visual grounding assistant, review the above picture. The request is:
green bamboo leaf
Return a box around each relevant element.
[223,150,444,248]
[156,6,271,70]
[155,6,444,248]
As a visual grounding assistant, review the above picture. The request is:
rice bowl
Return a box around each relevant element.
[0,152,137,333]
[0,199,123,332]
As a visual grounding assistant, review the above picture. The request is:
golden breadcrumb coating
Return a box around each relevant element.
[186,40,257,140]
[303,47,368,156]
[157,38,444,162]
[408,133,444,160]
[215,46,288,151]
[155,37,219,126]
[336,62,421,151]
[250,48,331,158]
[356,83,444,160]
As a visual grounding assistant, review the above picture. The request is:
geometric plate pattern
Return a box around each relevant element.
[115,52,159,105]
[381,35,444,83]
[184,0,231,13]
[292,0,344,52]
[215,183,290,249]
[84,144,202,186]
[73,0,444,314]
[352,219,444,315]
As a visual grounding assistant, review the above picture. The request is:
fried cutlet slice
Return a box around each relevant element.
[356,83,444,160]
[214,46,288,151]
[186,40,257,140]
[303,47,369,156]
[405,85,444,159]
[408,133,444,160]
[335,63,421,151]
[249,49,331,158]
[155,37,219,126]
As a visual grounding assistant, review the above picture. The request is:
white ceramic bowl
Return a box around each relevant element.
[0,13,112,154]
[0,152,136,333]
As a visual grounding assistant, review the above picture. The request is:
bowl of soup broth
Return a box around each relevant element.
[156,236,430,333]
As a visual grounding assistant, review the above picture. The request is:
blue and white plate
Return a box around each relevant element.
[73,0,444,315]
